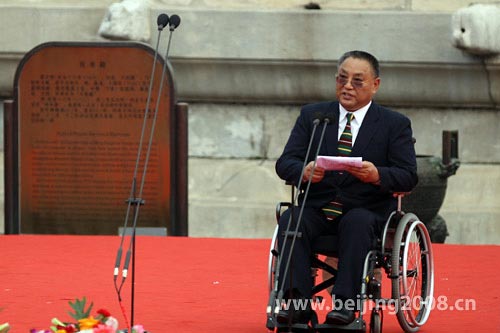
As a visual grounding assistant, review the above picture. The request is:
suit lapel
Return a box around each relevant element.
[324,103,340,157]
[350,103,380,157]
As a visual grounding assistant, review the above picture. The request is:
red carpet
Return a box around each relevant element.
[0,235,499,332]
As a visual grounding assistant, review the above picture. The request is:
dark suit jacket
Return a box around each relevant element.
[276,101,418,218]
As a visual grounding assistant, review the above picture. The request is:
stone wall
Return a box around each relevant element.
[1,0,500,244]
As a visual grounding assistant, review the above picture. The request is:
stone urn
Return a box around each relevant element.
[402,131,460,243]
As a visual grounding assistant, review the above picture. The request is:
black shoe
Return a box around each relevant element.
[276,303,313,324]
[276,309,313,324]
[325,307,355,325]
[276,309,292,324]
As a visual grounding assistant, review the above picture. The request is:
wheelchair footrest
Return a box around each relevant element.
[315,317,366,333]
[275,322,315,333]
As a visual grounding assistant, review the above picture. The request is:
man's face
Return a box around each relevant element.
[335,57,380,111]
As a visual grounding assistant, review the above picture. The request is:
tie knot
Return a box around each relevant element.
[347,112,354,123]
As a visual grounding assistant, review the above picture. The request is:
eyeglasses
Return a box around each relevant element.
[336,75,366,89]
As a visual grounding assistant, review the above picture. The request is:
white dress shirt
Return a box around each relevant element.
[338,101,372,145]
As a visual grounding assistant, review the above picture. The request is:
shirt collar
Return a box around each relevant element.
[339,101,372,125]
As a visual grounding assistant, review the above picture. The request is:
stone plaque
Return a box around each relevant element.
[10,42,176,234]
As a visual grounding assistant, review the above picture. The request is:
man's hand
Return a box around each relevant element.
[302,161,325,183]
[345,161,380,184]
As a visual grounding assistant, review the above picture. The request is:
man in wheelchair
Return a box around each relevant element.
[273,50,418,328]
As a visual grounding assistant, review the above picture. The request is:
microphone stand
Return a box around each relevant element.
[128,19,179,327]
[269,115,331,331]
[113,13,180,331]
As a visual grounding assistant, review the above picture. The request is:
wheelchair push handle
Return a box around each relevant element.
[392,192,411,213]
[392,192,411,212]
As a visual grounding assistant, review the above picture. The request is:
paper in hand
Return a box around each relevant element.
[316,156,363,171]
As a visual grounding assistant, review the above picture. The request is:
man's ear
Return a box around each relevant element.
[372,77,381,94]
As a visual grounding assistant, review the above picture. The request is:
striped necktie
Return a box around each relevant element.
[322,112,354,220]
[337,112,354,156]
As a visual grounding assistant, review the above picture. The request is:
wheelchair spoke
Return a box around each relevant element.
[406,269,418,277]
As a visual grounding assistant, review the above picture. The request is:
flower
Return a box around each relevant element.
[78,316,100,330]
[104,317,118,330]
[92,324,116,333]
[0,322,11,333]
[131,325,144,333]
[96,310,111,319]
[30,298,147,333]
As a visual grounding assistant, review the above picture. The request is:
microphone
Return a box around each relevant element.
[118,10,182,285]
[118,13,182,276]
[313,112,336,126]
[300,113,324,184]
[114,11,182,327]
[157,13,170,30]
[114,12,171,283]
[169,14,181,31]
[322,113,335,126]
[313,111,325,124]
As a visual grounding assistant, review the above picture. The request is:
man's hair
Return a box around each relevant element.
[338,50,380,78]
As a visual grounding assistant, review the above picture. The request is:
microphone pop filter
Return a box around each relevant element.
[169,14,181,30]
[157,13,170,30]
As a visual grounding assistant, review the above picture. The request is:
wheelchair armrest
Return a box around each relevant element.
[276,202,292,223]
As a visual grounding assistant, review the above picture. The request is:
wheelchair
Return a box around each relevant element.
[266,186,434,333]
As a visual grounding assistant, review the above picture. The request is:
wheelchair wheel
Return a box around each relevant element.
[391,213,434,332]
[268,225,279,293]
[266,226,280,331]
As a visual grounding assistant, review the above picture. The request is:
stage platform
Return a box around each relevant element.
[1,235,499,332]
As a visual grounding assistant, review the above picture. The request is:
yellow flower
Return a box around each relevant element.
[78,316,99,330]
